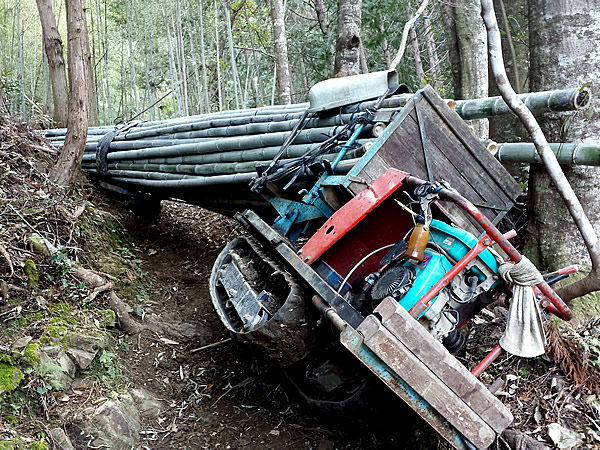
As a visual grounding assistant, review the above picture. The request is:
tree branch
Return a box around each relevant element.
[389,0,430,70]
[481,0,600,301]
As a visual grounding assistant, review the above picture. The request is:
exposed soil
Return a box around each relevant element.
[103,200,424,449]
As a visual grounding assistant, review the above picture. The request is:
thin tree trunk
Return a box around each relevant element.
[313,0,330,38]
[440,3,461,97]
[188,29,202,114]
[379,22,391,69]
[198,0,210,112]
[244,4,265,105]
[80,2,98,126]
[410,25,425,86]
[225,3,241,109]
[175,0,189,115]
[424,14,441,86]
[142,11,154,120]
[35,0,69,127]
[164,8,181,116]
[103,0,111,122]
[51,0,88,186]
[126,0,139,115]
[17,0,25,118]
[389,0,429,70]
[359,41,368,74]
[496,0,520,93]
[270,0,292,104]
[334,0,362,77]
[214,0,223,110]
[454,0,488,138]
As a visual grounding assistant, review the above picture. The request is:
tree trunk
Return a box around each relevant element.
[423,14,441,86]
[454,0,488,138]
[51,0,88,186]
[314,0,330,38]
[359,41,368,74]
[80,2,98,126]
[35,0,69,127]
[175,0,189,116]
[527,0,600,282]
[440,3,461,98]
[410,25,425,86]
[334,0,362,77]
[379,22,391,68]
[269,0,292,104]
[198,0,210,112]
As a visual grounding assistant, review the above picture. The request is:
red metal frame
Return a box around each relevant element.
[300,169,410,265]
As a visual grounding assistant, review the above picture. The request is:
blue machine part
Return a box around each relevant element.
[428,219,499,274]
[394,220,500,317]
[397,251,452,315]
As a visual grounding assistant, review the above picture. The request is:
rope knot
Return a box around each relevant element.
[498,256,543,286]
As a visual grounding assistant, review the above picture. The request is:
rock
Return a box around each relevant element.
[28,233,52,256]
[547,423,583,449]
[502,430,550,450]
[66,333,109,353]
[40,347,76,391]
[23,342,41,366]
[49,427,74,450]
[86,395,141,450]
[130,388,166,417]
[10,336,32,351]
[66,347,96,370]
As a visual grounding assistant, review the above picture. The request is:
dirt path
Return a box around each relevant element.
[111,200,426,450]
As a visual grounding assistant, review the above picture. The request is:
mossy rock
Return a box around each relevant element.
[23,343,41,366]
[39,325,69,345]
[0,356,24,394]
[23,259,39,289]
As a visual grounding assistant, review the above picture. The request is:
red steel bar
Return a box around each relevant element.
[409,235,492,318]
[472,344,503,377]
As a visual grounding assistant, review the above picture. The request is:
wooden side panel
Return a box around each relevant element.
[358,315,497,449]
[374,297,513,434]
[351,85,522,232]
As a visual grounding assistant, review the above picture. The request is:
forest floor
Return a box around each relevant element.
[1,117,599,449]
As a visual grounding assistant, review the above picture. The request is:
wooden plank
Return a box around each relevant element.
[358,315,497,449]
[418,105,505,207]
[340,327,473,450]
[374,297,513,434]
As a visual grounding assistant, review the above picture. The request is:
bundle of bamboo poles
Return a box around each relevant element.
[43,87,593,207]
